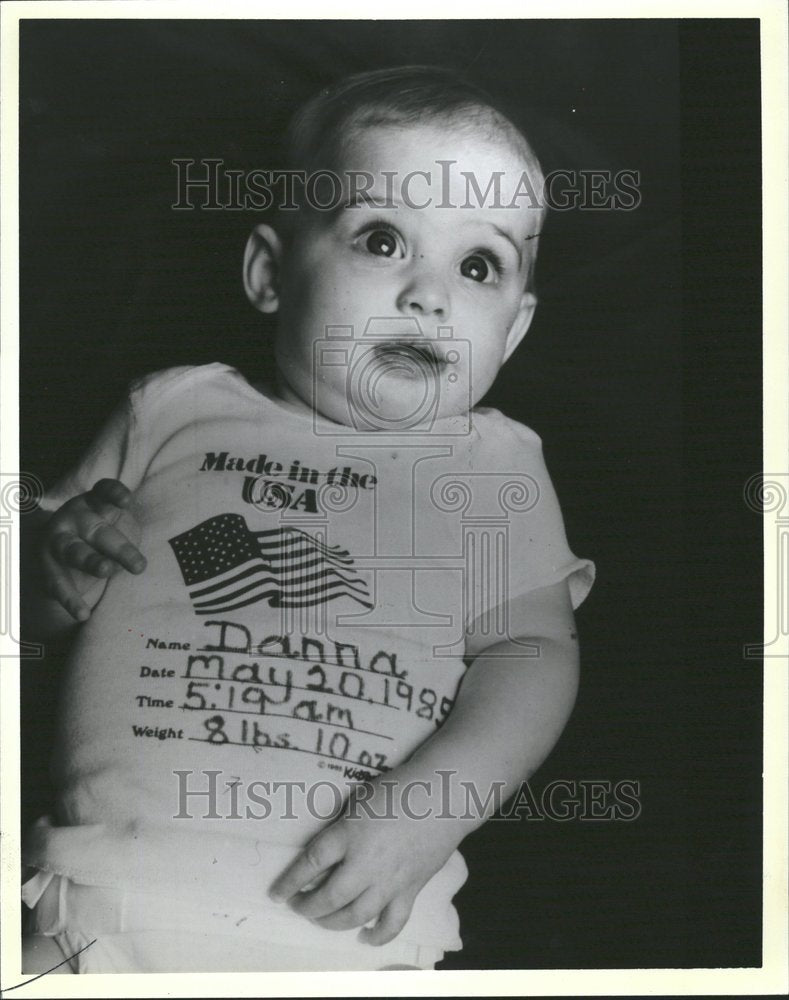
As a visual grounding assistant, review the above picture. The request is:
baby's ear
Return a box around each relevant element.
[243,224,283,314]
[502,291,537,364]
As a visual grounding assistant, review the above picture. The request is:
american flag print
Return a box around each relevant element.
[168,513,373,615]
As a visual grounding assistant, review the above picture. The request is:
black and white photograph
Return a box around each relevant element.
[1,2,786,993]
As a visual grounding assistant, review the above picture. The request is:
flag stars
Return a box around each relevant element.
[168,513,372,610]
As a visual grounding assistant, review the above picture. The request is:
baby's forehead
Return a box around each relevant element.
[324,117,543,231]
[335,109,537,176]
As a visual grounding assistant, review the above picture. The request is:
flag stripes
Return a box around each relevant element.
[169,512,372,615]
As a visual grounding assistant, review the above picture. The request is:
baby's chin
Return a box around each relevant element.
[314,375,472,432]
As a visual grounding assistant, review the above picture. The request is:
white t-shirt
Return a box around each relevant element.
[25,362,595,954]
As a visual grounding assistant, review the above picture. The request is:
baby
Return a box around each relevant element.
[22,66,594,973]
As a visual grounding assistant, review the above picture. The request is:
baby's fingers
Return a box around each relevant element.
[49,532,115,578]
[51,520,146,576]
[88,521,146,573]
[358,891,416,946]
[89,478,133,510]
[269,828,346,903]
[309,886,383,931]
[41,549,90,622]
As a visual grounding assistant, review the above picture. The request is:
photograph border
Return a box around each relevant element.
[1,1,787,996]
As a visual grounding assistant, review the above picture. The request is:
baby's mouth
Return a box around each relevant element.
[369,340,446,372]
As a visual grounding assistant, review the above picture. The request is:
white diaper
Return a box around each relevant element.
[23,869,443,972]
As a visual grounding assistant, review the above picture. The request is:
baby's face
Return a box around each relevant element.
[273,122,541,428]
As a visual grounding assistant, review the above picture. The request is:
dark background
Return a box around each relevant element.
[19,19,763,969]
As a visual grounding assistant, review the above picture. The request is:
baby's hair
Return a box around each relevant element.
[285,65,543,181]
[284,67,545,275]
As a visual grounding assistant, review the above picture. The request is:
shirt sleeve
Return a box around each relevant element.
[32,366,214,611]
[37,395,141,514]
[36,364,211,513]
[464,408,595,644]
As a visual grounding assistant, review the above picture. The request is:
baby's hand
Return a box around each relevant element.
[268,779,460,945]
[41,478,146,622]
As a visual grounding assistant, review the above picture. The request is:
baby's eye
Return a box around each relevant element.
[460,253,501,284]
[364,229,402,258]
[352,220,405,261]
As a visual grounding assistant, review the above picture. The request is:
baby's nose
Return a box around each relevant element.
[396,263,449,319]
